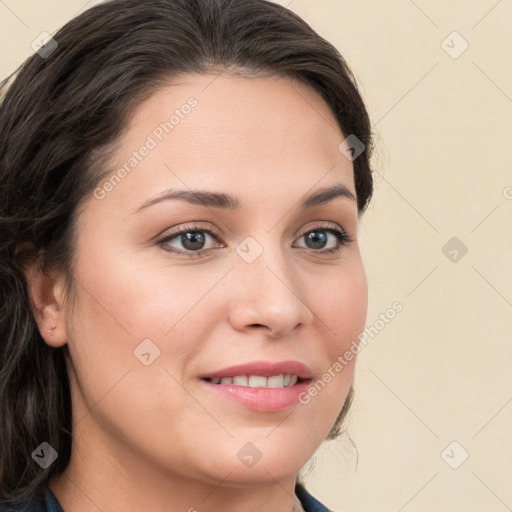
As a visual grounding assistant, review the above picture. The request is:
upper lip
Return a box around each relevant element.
[199,360,313,380]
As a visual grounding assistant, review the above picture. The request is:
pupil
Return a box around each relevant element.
[179,230,328,251]
[307,231,327,249]
[182,231,205,250]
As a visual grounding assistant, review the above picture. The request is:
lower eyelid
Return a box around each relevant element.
[158,225,351,254]
[159,229,219,247]
[294,228,350,249]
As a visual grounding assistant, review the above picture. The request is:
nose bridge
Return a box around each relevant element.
[229,232,313,336]
[236,230,293,295]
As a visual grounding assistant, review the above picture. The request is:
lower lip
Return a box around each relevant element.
[199,379,311,412]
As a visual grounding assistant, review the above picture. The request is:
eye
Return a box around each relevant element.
[294,222,352,255]
[157,223,221,257]
[157,221,352,258]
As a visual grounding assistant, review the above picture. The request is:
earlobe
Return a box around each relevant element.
[21,256,68,348]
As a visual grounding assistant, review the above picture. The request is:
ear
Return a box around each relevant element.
[19,251,69,348]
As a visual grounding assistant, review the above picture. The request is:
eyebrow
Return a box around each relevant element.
[131,183,356,214]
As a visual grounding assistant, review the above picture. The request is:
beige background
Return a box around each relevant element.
[1,1,511,511]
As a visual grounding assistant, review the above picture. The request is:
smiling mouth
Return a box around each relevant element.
[202,374,306,388]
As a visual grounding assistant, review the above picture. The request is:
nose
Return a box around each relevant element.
[227,245,315,339]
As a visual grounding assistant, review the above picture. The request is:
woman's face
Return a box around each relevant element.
[55,73,367,488]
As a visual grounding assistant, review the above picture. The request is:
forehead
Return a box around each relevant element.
[92,73,355,215]
[135,72,335,126]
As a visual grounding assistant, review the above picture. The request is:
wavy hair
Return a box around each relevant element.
[0,0,373,506]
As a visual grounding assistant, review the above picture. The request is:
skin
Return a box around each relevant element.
[24,73,368,512]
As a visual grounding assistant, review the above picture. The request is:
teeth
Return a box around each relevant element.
[267,375,284,388]
[207,374,300,388]
[248,375,267,388]
[233,375,248,386]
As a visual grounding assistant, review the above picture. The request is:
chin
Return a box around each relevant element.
[194,436,313,487]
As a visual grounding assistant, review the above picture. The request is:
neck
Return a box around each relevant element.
[49,428,302,512]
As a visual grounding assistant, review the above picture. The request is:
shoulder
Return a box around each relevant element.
[295,482,335,512]
[3,484,329,511]
[0,488,63,512]
[0,501,45,511]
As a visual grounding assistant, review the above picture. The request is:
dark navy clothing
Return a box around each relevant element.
[295,482,333,511]
[0,488,61,512]
[0,482,332,511]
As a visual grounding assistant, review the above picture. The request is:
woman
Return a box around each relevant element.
[0,0,374,510]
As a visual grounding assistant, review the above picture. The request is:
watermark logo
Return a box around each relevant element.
[442,236,468,263]
[236,442,263,468]
[31,32,58,58]
[32,442,58,469]
[338,134,365,161]
[235,236,264,264]
[441,441,469,469]
[441,31,469,59]
[134,338,161,366]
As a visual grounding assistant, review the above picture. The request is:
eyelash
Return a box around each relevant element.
[157,222,353,258]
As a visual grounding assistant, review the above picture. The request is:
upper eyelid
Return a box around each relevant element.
[159,221,349,245]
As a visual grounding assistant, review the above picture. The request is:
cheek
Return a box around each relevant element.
[302,263,366,418]
[318,262,368,356]
[70,239,188,339]
[63,244,177,404]
[65,240,216,402]
[64,249,197,450]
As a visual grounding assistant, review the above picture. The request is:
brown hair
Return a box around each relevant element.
[0,0,373,506]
